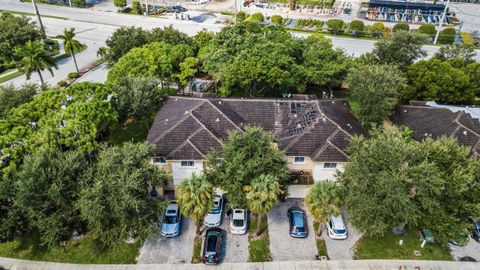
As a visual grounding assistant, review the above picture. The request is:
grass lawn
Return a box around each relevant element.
[0,9,68,20]
[0,234,142,264]
[355,229,452,261]
[313,222,329,259]
[0,70,23,84]
[107,118,152,145]
[191,235,202,263]
[248,215,271,262]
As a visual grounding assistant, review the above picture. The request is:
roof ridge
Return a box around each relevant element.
[166,127,204,158]
[453,111,480,138]
[189,111,224,146]
[317,101,355,138]
[205,99,243,131]
[186,140,206,158]
[312,129,340,160]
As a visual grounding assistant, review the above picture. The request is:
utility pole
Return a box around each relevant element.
[433,0,450,45]
[454,22,463,44]
[234,0,238,24]
[32,0,47,40]
[144,0,149,15]
[68,0,72,7]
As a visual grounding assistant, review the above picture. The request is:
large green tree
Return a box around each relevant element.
[402,58,475,104]
[338,126,480,242]
[177,174,214,235]
[99,26,149,65]
[0,84,39,118]
[13,40,58,85]
[305,181,341,236]
[434,43,477,65]
[371,31,427,69]
[346,64,405,126]
[12,148,89,247]
[57,28,83,74]
[0,12,41,72]
[246,174,280,236]
[204,126,289,208]
[78,142,167,247]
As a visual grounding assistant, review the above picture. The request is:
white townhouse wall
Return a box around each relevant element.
[171,160,204,185]
[313,162,345,181]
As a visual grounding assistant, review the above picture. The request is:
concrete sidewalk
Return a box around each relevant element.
[1,257,479,270]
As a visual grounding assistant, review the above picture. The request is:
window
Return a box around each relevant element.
[293,156,305,164]
[152,157,167,165]
[323,162,337,169]
[180,160,195,167]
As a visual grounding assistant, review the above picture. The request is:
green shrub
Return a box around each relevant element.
[393,23,409,32]
[236,11,246,22]
[327,19,345,35]
[418,24,436,37]
[438,28,456,44]
[246,13,264,23]
[132,0,141,14]
[349,20,364,36]
[371,22,384,36]
[57,80,67,87]
[68,72,79,79]
[271,15,283,25]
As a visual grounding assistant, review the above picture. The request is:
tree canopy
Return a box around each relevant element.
[204,126,289,208]
[338,126,480,242]
[0,84,39,118]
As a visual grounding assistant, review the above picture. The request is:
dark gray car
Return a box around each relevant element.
[288,206,308,238]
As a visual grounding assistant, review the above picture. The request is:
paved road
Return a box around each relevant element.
[267,199,318,262]
[137,218,195,264]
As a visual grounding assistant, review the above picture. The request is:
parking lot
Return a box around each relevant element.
[137,218,195,264]
[267,199,318,261]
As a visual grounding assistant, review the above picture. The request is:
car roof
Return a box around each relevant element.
[232,209,245,219]
[292,212,305,227]
[213,195,222,202]
[330,215,345,229]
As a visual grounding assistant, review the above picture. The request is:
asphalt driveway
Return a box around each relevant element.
[267,199,318,261]
[137,218,195,264]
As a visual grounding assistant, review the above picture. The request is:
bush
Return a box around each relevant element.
[132,0,141,14]
[438,28,456,44]
[246,13,264,23]
[236,11,246,23]
[349,20,364,37]
[371,22,384,37]
[57,80,68,87]
[271,15,283,26]
[393,23,409,32]
[295,19,323,28]
[418,24,436,37]
[326,19,345,35]
[68,72,79,79]
[114,0,127,9]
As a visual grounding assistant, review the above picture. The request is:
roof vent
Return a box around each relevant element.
[215,118,220,122]
[463,130,468,135]
[175,98,178,101]
[165,118,168,122]
[331,100,335,104]
[294,114,297,118]
[218,101,222,104]
[424,133,428,137]
[322,117,326,122]
[275,121,278,125]
[296,124,301,128]
[184,110,188,115]
[404,110,407,113]
[347,123,352,128]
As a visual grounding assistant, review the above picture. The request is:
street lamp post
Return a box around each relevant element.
[433,0,450,45]
[31,0,47,40]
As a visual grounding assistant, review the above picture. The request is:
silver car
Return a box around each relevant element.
[230,209,248,235]
[161,202,181,237]
[204,195,224,227]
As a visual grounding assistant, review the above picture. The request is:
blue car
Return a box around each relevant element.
[471,217,480,242]
[288,206,308,238]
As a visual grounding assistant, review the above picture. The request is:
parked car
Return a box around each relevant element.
[326,214,348,240]
[230,209,248,235]
[471,217,480,241]
[287,206,308,238]
[204,195,224,227]
[201,228,223,265]
[160,201,181,237]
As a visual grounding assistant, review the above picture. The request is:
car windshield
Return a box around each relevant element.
[293,213,304,227]
[233,219,244,227]
[164,215,177,224]
[294,226,305,232]
[334,229,346,234]
[208,200,221,214]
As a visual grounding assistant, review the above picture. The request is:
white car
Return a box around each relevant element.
[204,195,224,227]
[230,209,247,235]
[326,214,348,240]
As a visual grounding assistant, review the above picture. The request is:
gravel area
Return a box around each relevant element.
[137,218,195,264]
[450,237,480,262]
[267,199,318,261]
[322,211,362,260]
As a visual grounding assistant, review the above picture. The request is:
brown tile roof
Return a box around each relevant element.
[147,96,367,161]
[390,105,480,156]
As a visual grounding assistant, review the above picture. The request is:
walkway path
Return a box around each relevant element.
[0,257,479,270]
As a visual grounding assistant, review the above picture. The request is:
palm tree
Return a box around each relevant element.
[13,40,58,86]
[177,174,214,235]
[246,174,280,236]
[305,181,341,236]
[58,28,83,74]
